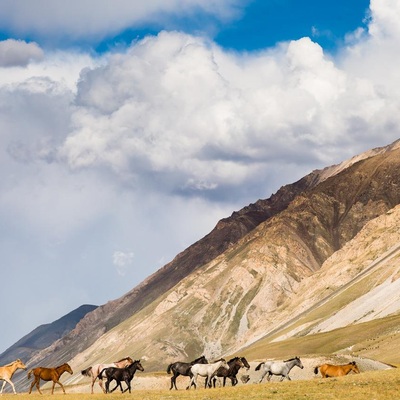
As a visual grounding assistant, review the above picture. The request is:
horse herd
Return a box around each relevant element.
[0,355,361,394]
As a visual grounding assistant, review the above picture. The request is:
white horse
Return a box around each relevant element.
[255,357,303,382]
[0,359,27,394]
[81,356,133,393]
[187,359,229,389]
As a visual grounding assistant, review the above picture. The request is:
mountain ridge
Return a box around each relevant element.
[4,139,400,393]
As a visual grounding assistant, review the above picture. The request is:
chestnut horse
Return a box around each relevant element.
[28,362,73,394]
[314,361,360,378]
[0,359,27,394]
[81,356,133,393]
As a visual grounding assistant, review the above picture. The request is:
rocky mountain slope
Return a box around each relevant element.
[64,141,400,379]
[5,139,400,392]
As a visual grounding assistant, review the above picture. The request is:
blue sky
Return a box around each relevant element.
[1,0,399,354]
[90,0,371,53]
[0,0,370,53]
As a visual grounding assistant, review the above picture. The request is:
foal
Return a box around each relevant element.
[28,363,73,394]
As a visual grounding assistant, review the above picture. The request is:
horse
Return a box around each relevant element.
[167,355,208,390]
[187,358,229,389]
[98,359,144,393]
[255,357,304,382]
[211,356,250,387]
[314,361,360,378]
[81,356,133,393]
[28,362,73,394]
[0,358,27,394]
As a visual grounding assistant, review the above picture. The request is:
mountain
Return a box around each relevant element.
[0,304,97,366]
[6,139,400,392]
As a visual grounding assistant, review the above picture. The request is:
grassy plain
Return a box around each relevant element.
[4,368,400,400]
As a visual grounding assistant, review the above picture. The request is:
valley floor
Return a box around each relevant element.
[5,368,400,400]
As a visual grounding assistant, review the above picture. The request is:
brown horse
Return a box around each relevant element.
[81,356,133,393]
[28,363,73,394]
[0,359,27,394]
[314,361,360,378]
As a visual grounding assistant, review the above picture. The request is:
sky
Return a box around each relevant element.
[1,0,399,354]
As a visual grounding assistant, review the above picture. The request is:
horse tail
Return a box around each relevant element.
[81,367,92,377]
[166,364,173,374]
[27,369,33,379]
[255,362,264,371]
[314,366,319,375]
[97,368,106,380]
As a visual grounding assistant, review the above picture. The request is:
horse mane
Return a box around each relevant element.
[115,357,131,363]
[191,355,206,364]
[4,360,19,367]
[283,357,299,362]
[228,357,239,363]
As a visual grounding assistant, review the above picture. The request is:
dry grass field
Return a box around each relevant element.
[4,368,400,400]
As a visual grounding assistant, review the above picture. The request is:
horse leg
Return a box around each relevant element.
[28,377,37,394]
[187,374,197,390]
[170,372,179,390]
[36,378,43,395]
[0,380,6,394]
[105,378,110,393]
[91,378,95,394]
[258,370,267,383]
[0,379,14,394]
[8,380,17,394]
[99,377,106,393]
[109,382,119,392]
[125,379,131,393]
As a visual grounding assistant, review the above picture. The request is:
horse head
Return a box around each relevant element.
[134,360,144,372]
[294,357,304,369]
[350,361,360,374]
[64,363,73,375]
[284,357,304,369]
[219,358,229,370]
[15,359,27,370]
[240,357,251,370]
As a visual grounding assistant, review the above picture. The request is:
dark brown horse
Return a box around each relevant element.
[211,356,250,387]
[28,363,73,394]
[81,356,133,393]
[98,360,144,393]
[314,361,360,378]
[167,355,208,390]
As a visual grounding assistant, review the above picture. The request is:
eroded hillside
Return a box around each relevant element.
[64,141,400,379]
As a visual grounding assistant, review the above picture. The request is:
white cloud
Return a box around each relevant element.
[368,0,400,39]
[2,0,400,353]
[113,251,135,276]
[0,0,243,44]
[0,39,44,67]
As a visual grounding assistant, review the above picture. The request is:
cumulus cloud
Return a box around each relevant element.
[2,0,400,353]
[0,39,44,67]
[58,23,400,201]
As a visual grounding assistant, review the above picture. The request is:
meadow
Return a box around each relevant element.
[4,368,400,400]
